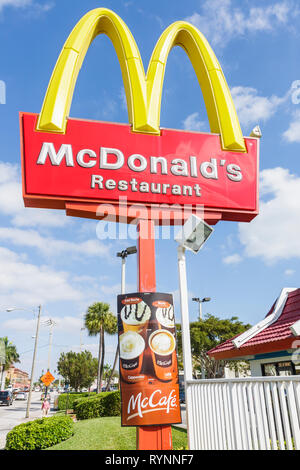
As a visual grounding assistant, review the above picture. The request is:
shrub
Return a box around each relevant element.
[5,415,74,450]
[57,392,95,410]
[74,391,121,420]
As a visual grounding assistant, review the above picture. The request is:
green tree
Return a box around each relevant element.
[0,337,20,387]
[84,303,117,393]
[57,350,98,392]
[176,314,251,378]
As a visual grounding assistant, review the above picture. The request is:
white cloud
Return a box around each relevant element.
[223,254,243,265]
[0,161,69,228]
[0,0,32,9]
[0,246,82,307]
[0,227,109,258]
[283,110,300,143]
[0,0,54,13]
[285,269,295,276]
[185,0,296,47]
[239,167,300,263]
[231,86,287,129]
[182,112,207,132]
[182,85,291,135]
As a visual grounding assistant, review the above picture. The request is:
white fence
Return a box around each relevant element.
[186,376,300,450]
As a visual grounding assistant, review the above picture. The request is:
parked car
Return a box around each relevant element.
[0,391,13,406]
[15,392,26,401]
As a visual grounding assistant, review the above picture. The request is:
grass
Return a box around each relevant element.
[47,417,187,450]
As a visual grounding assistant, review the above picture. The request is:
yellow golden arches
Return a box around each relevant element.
[37,8,246,152]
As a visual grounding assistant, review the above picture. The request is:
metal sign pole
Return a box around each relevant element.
[177,245,194,450]
[136,218,173,450]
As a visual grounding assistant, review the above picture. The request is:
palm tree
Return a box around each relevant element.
[105,343,119,392]
[84,303,117,393]
[0,337,20,388]
[105,319,119,391]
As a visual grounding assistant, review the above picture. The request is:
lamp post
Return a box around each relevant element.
[43,319,56,372]
[192,297,211,378]
[192,297,211,321]
[116,246,137,294]
[175,215,213,449]
[6,305,42,418]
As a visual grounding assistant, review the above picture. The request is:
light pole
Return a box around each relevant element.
[109,246,137,392]
[192,297,211,321]
[116,246,137,294]
[80,327,85,352]
[192,297,211,378]
[6,305,42,418]
[175,215,213,450]
[43,319,56,372]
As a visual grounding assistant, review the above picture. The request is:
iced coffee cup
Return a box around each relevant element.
[121,300,151,335]
[119,331,145,383]
[155,303,175,333]
[149,329,177,382]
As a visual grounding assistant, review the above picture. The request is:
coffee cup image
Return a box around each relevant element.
[149,329,177,382]
[156,304,175,332]
[119,331,145,383]
[121,300,151,334]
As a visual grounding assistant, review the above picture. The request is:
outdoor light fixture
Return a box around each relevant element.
[192,297,211,321]
[116,246,137,294]
[175,215,214,254]
[175,215,214,424]
[116,246,137,259]
[6,305,42,418]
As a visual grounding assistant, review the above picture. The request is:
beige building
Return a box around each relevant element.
[6,366,30,389]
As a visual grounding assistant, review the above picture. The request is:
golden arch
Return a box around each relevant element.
[37,8,246,152]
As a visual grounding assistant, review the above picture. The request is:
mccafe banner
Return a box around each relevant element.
[20,8,259,224]
[117,292,181,427]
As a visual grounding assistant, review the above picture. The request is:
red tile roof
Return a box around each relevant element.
[208,288,300,360]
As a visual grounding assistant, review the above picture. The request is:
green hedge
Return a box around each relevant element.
[5,415,74,450]
[74,391,121,420]
[57,392,95,410]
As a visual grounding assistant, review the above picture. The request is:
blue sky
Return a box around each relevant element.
[1,0,300,380]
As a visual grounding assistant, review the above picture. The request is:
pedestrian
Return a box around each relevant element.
[41,397,50,417]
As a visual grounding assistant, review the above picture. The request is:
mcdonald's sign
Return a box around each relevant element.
[20,8,259,223]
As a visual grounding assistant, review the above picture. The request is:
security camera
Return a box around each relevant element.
[250,125,262,138]
[175,215,213,253]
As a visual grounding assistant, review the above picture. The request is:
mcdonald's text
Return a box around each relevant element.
[21,113,259,222]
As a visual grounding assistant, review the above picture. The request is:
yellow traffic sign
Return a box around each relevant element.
[41,371,55,387]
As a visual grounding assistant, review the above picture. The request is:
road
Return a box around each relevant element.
[0,391,55,449]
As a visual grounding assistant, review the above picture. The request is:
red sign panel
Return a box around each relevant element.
[20,113,259,222]
[118,292,181,427]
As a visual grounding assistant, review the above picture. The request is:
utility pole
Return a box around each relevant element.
[26,305,42,419]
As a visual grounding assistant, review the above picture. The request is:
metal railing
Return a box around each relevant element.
[186,376,300,450]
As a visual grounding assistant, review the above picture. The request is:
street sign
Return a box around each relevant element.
[41,371,55,387]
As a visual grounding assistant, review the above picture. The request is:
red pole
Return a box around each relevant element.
[136,218,173,450]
